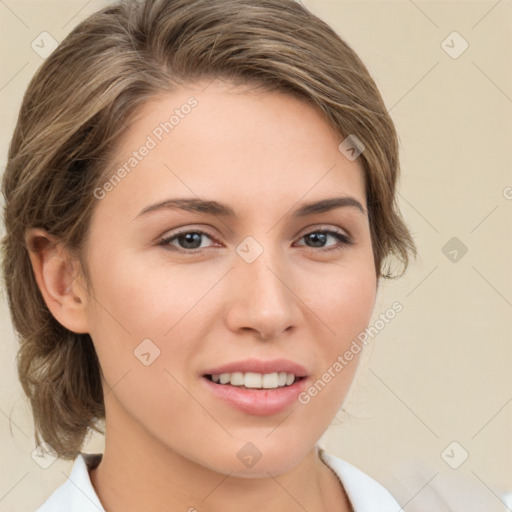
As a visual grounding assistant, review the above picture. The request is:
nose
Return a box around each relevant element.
[224,244,302,341]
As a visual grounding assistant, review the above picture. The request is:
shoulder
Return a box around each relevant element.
[36,453,104,512]
[319,447,400,512]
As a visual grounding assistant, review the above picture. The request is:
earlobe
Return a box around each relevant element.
[25,228,90,334]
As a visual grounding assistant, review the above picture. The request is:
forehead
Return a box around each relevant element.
[96,79,366,219]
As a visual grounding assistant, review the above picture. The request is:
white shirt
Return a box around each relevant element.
[36,447,400,511]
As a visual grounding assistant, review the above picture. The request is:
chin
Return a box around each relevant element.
[202,441,310,478]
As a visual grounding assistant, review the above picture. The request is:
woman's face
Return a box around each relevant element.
[82,79,377,476]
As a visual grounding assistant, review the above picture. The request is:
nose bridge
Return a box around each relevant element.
[226,237,299,338]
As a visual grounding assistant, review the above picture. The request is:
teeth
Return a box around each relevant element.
[230,372,244,386]
[245,372,262,388]
[262,373,278,388]
[209,372,299,389]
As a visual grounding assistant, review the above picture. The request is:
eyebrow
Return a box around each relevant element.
[134,196,367,220]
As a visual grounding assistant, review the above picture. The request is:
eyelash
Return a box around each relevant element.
[158,228,354,254]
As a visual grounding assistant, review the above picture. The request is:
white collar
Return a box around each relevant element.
[318,447,400,511]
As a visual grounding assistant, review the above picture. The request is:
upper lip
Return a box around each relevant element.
[202,358,308,377]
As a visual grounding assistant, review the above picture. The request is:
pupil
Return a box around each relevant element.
[307,232,326,247]
[180,233,202,249]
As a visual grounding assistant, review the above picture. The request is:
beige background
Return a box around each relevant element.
[1,1,511,511]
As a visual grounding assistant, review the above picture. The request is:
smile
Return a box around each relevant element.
[205,372,304,389]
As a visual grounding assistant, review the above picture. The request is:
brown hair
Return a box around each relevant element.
[1,0,417,460]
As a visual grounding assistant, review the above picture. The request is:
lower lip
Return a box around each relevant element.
[201,376,308,416]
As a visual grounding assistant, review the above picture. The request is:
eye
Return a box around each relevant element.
[295,229,354,251]
[158,229,218,252]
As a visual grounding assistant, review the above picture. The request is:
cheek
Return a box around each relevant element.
[334,272,376,339]
[82,251,203,430]
[307,256,377,344]
[85,244,189,333]
[83,245,214,382]
[289,267,376,455]
[303,254,376,393]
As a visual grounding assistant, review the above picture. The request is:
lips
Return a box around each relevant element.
[201,358,309,378]
[201,372,309,416]
[200,358,310,415]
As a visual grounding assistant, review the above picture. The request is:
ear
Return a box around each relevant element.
[25,228,90,334]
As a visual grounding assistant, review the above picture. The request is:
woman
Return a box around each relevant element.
[1,0,417,510]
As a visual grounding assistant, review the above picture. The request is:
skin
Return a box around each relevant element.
[26,78,377,512]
